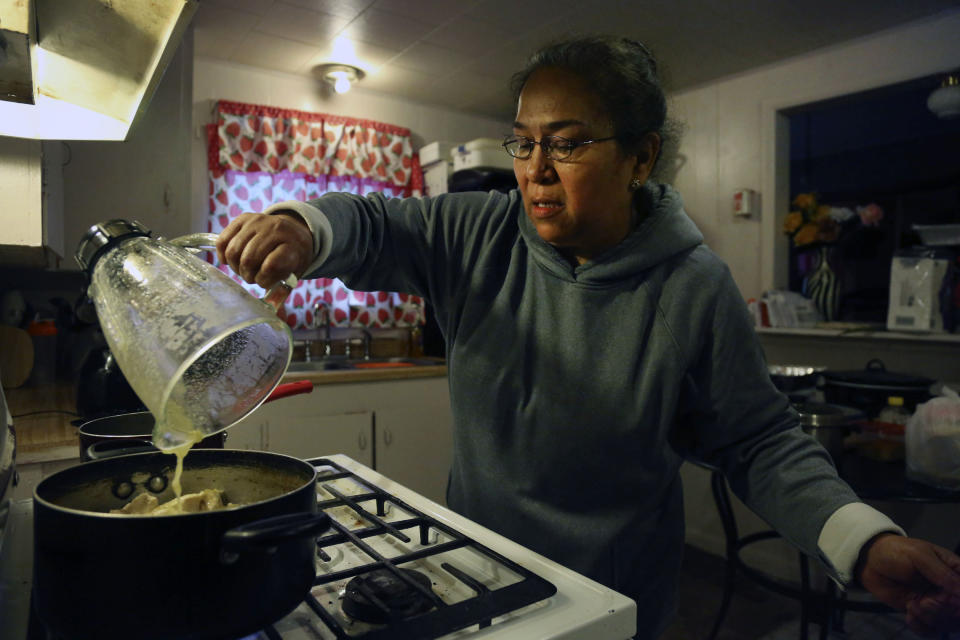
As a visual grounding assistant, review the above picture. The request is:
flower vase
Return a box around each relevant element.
[805,245,840,322]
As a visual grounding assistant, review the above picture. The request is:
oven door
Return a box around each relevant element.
[1,382,16,532]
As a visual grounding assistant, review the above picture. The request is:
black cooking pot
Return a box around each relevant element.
[33,449,331,640]
[77,411,226,461]
[821,359,935,419]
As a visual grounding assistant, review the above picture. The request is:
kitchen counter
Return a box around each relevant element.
[7,360,447,463]
[280,360,447,385]
[5,383,78,462]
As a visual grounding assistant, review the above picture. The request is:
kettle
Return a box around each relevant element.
[75,347,147,421]
[76,220,295,450]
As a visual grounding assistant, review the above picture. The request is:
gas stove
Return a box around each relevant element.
[0,454,636,639]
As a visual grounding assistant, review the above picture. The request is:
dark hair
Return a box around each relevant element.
[510,35,680,180]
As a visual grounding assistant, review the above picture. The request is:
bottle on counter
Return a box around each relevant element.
[857,396,910,462]
[878,396,911,427]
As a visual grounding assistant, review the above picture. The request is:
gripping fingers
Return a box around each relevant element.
[258,245,302,289]
[907,593,960,635]
[217,212,313,286]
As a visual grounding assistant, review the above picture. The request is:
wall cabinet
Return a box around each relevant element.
[229,376,452,505]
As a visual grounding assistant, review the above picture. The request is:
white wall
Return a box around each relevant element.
[59,33,195,258]
[669,9,960,301]
[191,57,509,232]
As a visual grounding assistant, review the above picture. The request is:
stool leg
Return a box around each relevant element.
[799,553,810,640]
[819,579,834,640]
[707,556,736,640]
[707,471,739,640]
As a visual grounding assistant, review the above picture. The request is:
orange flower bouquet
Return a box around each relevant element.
[783,192,883,248]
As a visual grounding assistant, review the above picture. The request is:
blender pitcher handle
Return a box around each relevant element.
[168,233,297,312]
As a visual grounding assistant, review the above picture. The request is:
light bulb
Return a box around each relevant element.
[927,76,960,120]
[333,75,351,94]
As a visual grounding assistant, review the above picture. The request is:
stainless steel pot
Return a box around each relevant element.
[796,402,864,461]
[33,449,330,640]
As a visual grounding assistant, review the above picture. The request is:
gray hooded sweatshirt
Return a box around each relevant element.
[302,183,859,637]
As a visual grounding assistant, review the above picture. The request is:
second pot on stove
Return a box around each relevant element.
[32,449,331,640]
[76,380,315,461]
[77,410,225,461]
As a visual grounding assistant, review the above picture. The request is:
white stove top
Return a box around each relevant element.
[0,454,636,640]
[259,454,637,640]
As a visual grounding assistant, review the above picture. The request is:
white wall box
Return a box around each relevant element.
[419,141,457,166]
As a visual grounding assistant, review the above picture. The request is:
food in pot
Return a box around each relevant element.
[111,488,236,516]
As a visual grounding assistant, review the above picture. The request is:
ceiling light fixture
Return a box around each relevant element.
[313,63,365,95]
[927,73,960,120]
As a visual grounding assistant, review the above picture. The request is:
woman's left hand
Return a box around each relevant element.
[858,533,960,636]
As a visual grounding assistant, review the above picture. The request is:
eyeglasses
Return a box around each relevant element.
[502,134,617,161]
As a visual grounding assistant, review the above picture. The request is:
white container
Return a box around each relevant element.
[459,137,503,151]
[453,138,513,172]
[424,161,453,196]
[886,254,950,332]
[419,141,457,167]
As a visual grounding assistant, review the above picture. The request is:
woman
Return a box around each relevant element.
[218,36,960,638]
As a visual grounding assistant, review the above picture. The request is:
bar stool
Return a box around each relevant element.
[701,465,895,640]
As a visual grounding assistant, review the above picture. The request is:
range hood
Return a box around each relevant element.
[0,0,197,141]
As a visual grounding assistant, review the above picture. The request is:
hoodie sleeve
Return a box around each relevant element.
[266,190,514,305]
[669,252,873,579]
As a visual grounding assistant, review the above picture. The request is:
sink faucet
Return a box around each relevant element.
[312,301,333,357]
[344,327,372,360]
[359,327,372,360]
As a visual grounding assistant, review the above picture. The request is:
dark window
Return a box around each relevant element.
[786,74,960,323]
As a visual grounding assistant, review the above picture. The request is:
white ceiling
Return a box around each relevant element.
[193,0,959,121]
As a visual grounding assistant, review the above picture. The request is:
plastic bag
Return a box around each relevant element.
[905,386,960,489]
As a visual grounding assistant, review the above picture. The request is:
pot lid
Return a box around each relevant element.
[821,359,934,389]
[795,402,864,427]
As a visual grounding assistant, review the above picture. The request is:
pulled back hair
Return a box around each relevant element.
[510,35,681,181]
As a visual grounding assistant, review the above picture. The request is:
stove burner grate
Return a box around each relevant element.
[342,568,435,623]
[254,458,558,639]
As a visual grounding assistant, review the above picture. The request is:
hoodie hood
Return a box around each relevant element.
[517,182,704,286]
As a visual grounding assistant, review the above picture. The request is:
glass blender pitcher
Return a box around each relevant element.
[76,220,295,450]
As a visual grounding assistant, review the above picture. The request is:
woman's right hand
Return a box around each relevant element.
[216,212,315,289]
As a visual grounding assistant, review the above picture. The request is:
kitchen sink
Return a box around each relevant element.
[287,357,443,372]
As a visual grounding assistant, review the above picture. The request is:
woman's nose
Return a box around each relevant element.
[524,145,554,182]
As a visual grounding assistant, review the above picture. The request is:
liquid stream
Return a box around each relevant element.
[154,400,208,513]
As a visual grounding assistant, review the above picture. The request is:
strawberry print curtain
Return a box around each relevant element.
[207,100,425,330]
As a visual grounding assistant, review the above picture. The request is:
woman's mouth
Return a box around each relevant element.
[530,199,564,218]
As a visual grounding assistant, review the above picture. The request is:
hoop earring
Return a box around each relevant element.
[629,178,643,191]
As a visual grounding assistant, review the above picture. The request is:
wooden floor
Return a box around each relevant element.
[660,544,934,640]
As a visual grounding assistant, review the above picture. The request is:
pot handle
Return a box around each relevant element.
[264,380,313,403]
[220,512,331,562]
[86,439,156,461]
